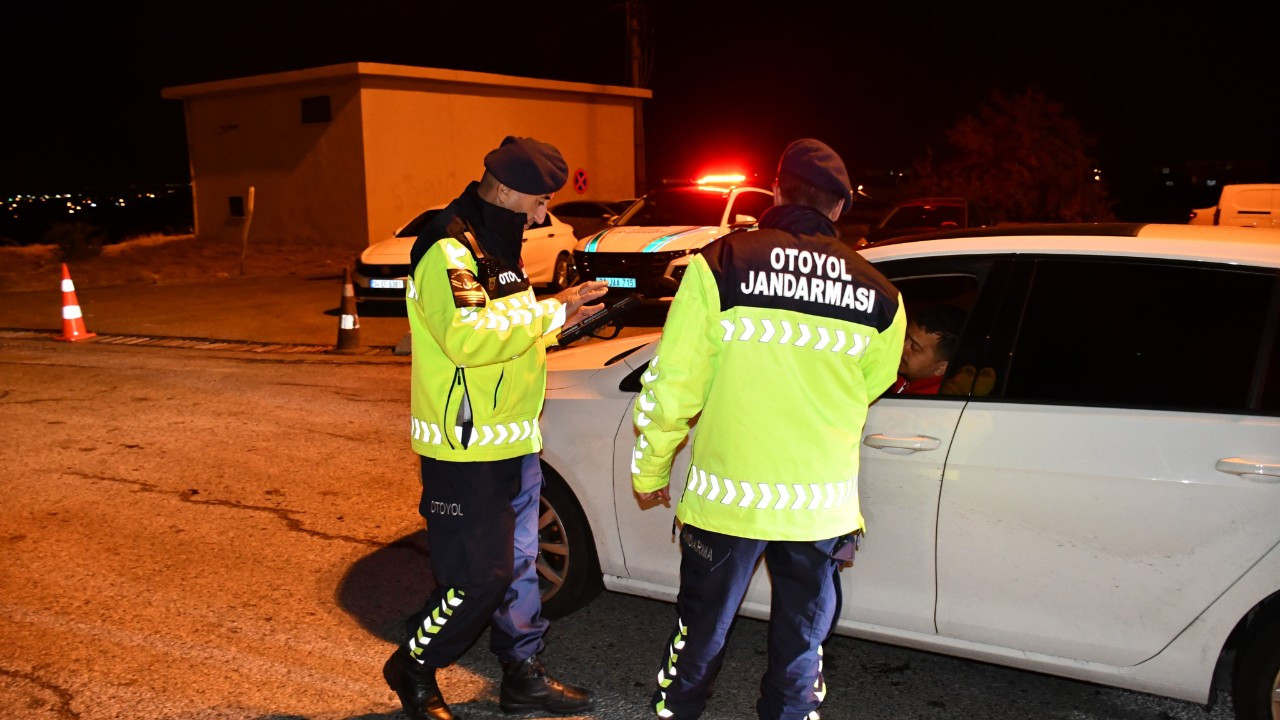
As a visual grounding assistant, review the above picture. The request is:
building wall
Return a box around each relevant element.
[179,78,369,250]
[359,76,638,246]
[166,63,649,252]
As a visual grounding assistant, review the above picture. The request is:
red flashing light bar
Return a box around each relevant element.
[695,173,747,185]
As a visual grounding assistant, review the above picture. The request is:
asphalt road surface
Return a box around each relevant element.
[0,337,1234,720]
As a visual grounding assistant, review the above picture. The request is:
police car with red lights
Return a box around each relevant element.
[572,176,774,301]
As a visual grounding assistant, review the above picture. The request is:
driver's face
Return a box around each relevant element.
[899,321,947,380]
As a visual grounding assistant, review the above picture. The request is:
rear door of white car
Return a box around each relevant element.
[934,256,1280,666]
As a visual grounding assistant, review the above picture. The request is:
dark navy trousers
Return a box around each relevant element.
[653,524,848,720]
[403,453,548,668]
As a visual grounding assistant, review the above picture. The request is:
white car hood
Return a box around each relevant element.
[361,235,413,265]
[577,225,728,254]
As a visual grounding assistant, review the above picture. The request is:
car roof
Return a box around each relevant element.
[893,196,969,206]
[859,223,1280,269]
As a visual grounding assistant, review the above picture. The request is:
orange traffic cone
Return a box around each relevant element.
[56,263,96,342]
[335,265,361,352]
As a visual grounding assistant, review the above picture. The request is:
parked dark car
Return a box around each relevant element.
[859,197,994,247]
[549,199,635,238]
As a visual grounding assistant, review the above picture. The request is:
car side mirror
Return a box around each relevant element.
[731,214,757,228]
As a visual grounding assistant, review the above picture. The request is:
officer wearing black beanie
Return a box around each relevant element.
[387,138,606,720]
[631,139,906,720]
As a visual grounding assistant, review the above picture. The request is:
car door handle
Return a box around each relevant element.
[1215,457,1280,482]
[863,434,941,452]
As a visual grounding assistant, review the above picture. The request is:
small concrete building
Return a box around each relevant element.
[161,62,650,250]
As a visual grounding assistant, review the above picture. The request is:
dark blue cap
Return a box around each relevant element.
[777,138,853,216]
[483,136,568,195]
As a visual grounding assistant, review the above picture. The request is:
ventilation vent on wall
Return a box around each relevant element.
[301,95,331,124]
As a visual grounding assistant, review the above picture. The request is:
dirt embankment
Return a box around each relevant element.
[0,234,356,293]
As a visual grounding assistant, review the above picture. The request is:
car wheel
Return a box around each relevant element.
[1232,611,1280,720]
[536,461,603,619]
[549,252,576,292]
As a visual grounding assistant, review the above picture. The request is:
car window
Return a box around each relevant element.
[1002,259,1275,413]
[876,255,1012,398]
[729,191,774,224]
[618,188,733,227]
[397,209,442,238]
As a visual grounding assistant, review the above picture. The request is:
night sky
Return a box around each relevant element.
[5,1,1277,212]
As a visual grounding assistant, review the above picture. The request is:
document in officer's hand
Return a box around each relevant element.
[557,293,643,346]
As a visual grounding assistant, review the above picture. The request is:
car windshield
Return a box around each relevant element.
[616,188,729,227]
[883,204,964,230]
[397,209,442,238]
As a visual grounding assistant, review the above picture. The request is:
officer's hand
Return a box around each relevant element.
[565,302,605,328]
[556,281,609,326]
[637,486,670,503]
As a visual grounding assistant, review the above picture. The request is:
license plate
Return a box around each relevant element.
[371,278,405,289]
[598,276,637,288]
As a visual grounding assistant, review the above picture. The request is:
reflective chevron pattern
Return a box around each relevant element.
[686,464,855,511]
[457,294,559,331]
[813,644,827,705]
[634,353,661,433]
[408,588,465,661]
[718,317,869,357]
[411,415,539,447]
[654,616,689,718]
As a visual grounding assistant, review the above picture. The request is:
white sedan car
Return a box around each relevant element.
[352,205,579,304]
[531,222,1280,719]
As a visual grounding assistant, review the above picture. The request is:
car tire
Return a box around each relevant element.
[1232,610,1280,720]
[536,461,603,619]
[548,252,576,293]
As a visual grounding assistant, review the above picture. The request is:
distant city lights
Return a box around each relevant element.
[2,183,187,220]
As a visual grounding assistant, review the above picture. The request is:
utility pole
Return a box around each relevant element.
[626,0,648,196]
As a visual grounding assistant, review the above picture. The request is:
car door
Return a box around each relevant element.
[934,257,1280,666]
[612,346,690,593]
[846,256,1011,634]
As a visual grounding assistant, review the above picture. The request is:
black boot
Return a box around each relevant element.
[499,655,593,715]
[383,647,453,720]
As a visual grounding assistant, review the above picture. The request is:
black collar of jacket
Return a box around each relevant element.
[758,204,838,239]
[410,181,526,272]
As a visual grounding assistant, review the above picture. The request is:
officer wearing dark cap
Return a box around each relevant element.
[630,139,906,720]
[385,136,607,720]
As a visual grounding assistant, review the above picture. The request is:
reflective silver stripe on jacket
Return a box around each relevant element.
[718,318,870,357]
[686,464,855,510]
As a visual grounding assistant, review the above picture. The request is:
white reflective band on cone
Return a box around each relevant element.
[61,279,75,292]
[340,315,356,330]
[63,305,83,320]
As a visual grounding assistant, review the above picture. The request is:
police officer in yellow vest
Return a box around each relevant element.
[382,136,608,720]
[632,139,907,720]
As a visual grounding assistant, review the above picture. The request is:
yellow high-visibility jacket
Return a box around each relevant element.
[631,205,906,541]
[407,231,566,462]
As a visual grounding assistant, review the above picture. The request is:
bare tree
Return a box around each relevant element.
[909,89,1115,223]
